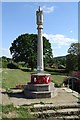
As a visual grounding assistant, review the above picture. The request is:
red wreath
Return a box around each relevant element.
[31,75,51,84]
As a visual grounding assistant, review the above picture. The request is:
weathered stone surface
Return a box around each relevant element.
[24,83,50,91]
[24,82,56,98]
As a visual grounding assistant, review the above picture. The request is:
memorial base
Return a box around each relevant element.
[24,82,56,98]
[24,73,57,99]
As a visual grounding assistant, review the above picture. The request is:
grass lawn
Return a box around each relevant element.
[50,72,67,86]
[1,68,31,89]
[1,104,34,119]
[1,68,67,89]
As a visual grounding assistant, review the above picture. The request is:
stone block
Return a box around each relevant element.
[24,82,56,98]
[24,83,50,91]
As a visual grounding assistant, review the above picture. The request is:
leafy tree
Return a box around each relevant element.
[7,62,18,69]
[1,56,9,68]
[66,43,80,72]
[68,43,80,55]
[10,33,53,70]
[66,54,78,72]
[78,52,80,70]
[53,56,66,69]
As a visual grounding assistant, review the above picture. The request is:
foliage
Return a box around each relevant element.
[44,67,66,73]
[16,106,32,118]
[66,43,80,72]
[2,56,8,68]
[78,52,80,70]
[67,43,80,71]
[53,56,66,67]
[58,65,66,69]
[0,56,12,68]
[2,104,33,119]
[0,57,2,68]
[10,33,53,70]
[68,43,80,55]
[69,70,80,79]
[2,104,16,114]
[66,54,78,72]
[7,62,18,69]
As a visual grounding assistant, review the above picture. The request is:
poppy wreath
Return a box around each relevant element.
[31,75,51,84]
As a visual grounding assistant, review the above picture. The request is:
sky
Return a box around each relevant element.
[1,1,78,58]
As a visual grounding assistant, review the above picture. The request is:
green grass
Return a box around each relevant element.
[2,104,16,114]
[1,68,67,89]
[1,104,34,119]
[47,71,67,86]
[2,68,31,89]
[51,73,66,86]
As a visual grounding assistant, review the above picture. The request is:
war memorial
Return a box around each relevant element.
[24,6,56,98]
[1,6,79,120]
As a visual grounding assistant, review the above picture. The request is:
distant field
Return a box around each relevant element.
[1,68,66,89]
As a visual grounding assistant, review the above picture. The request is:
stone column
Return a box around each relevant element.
[37,25,43,72]
[31,6,51,84]
[36,6,44,72]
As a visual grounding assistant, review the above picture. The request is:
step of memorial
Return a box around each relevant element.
[24,90,52,98]
[24,82,54,92]
[25,83,50,91]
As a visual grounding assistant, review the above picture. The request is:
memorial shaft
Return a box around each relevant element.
[36,6,44,72]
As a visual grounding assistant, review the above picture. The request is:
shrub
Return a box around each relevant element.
[44,67,66,73]
[69,71,80,79]
[58,65,66,69]
[2,59,8,68]
[7,62,18,69]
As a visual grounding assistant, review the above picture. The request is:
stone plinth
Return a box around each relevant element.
[24,82,56,99]
[25,83,50,91]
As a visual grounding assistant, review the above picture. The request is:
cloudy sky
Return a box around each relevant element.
[1,1,78,57]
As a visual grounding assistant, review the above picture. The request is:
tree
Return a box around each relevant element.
[10,33,53,70]
[78,52,80,70]
[53,56,66,69]
[68,43,80,55]
[66,43,80,72]
[0,56,11,68]
[66,54,78,72]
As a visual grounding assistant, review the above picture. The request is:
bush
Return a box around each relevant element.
[69,71,80,79]
[2,60,8,68]
[44,67,66,73]
[7,62,19,69]
[54,83,60,87]
[0,56,11,68]
[58,65,66,69]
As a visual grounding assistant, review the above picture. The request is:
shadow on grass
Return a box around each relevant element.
[20,68,32,72]
[49,72,67,76]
